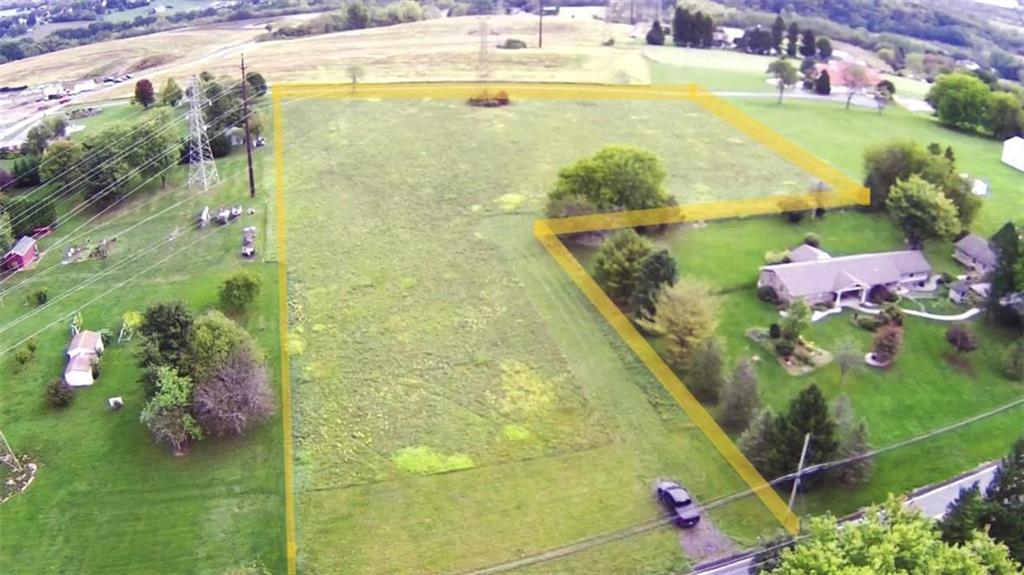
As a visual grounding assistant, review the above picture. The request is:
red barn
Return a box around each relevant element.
[4,236,38,270]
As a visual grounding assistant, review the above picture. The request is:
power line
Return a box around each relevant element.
[3,85,241,233]
[458,397,1024,574]
[0,98,254,300]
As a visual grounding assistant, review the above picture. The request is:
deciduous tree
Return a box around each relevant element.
[815,36,832,59]
[160,77,183,107]
[549,145,670,211]
[872,325,903,364]
[642,278,719,370]
[193,346,274,438]
[134,78,155,108]
[833,337,862,387]
[926,73,991,131]
[39,140,84,187]
[885,175,960,247]
[645,20,664,46]
[766,497,1021,574]
[780,298,811,341]
[140,366,202,453]
[946,324,978,354]
[767,59,799,104]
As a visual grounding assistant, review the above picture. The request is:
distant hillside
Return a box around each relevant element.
[713,0,1024,79]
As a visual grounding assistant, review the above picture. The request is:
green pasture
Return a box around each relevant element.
[0,117,285,574]
[276,98,807,574]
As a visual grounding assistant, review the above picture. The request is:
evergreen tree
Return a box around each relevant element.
[739,408,777,473]
[799,29,816,58]
[985,437,1024,563]
[593,229,653,304]
[630,249,677,320]
[815,36,833,59]
[771,15,785,54]
[940,484,990,546]
[672,7,690,47]
[720,359,761,432]
[988,222,1022,327]
[686,337,725,404]
[769,384,838,484]
[646,19,665,46]
[786,22,799,57]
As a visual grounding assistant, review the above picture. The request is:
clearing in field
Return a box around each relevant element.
[273,83,861,574]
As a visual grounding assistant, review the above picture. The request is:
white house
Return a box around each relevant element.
[64,354,94,387]
[1002,136,1024,173]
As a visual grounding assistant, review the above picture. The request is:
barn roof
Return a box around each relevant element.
[64,354,93,374]
[8,236,35,256]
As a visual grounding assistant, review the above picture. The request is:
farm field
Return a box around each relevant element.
[272,95,832,574]
[574,210,1023,522]
[0,106,286,573]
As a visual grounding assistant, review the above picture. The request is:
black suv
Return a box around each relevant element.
[656,481,701,528]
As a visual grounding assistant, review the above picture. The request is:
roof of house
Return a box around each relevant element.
[64,354,93,374]
[8,236,35,256]
[788,244,830,263]
[761,251,932,297]
[955,234,997,267]
[950,280,969,293]
[68,330,101,353]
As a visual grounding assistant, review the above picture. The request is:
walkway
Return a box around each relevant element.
[848,301,982,322]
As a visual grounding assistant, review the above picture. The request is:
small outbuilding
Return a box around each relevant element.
[3,236,38,270]
[67,330,104,359]
[949,280,970,304]
[64,354,95,388]
[1003,136,1024,173]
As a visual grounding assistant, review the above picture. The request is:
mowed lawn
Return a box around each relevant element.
[642,212,1023,519]
[276,98,812,574]
[0,112,287,573]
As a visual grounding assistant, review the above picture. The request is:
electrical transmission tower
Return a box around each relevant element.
[187,75,219,192]
[478,17,490,81]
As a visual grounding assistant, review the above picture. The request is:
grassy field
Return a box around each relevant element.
[0,107,286,573]
[577,210,1023,522]
[274,96,819,574]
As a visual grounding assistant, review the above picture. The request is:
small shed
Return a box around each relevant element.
[67,330,104,359]
[64,354,94,387]
[1002,137,1024,173]
[949,280,970,304]
[4,236,37,270]
[223,127,246,147]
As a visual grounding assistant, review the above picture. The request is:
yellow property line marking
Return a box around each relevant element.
[272,90,298,575]
[270,81,872,550]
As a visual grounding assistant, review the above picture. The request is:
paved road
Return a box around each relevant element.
[693,461,1001,575]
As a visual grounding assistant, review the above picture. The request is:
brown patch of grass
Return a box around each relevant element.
[943,351,976,376]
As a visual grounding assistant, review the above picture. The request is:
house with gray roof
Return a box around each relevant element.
[758,250,932,306]
[953,233,997,275]
[787,244,830,263]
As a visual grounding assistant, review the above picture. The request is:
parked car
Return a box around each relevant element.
[655,481,701,528]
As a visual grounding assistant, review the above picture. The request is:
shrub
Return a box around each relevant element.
[855,315,882,331]
[774,338,795,358]
[47,379,74,408]
[467,90,511,107]
[758,285,781,304]
[25,336,37,354]
[879,303,904,327]
[219,271,262,315]
[803,232,821,247]
[945,325,978,354]
[768,323,781,339]
[872,326,903,364]
[31,288,48,306]
[13,346,32,368]
[764,250,789,265]
[868,284,898,304]
[498,38,527,49]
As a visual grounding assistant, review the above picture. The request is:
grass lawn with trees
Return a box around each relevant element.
[273,97,825,574]
[604,211,1023,521]
[0,126,285,573]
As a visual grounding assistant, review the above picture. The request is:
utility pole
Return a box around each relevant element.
[240,53,256,199]
[537,0,544,48]
[788,433,812,511]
